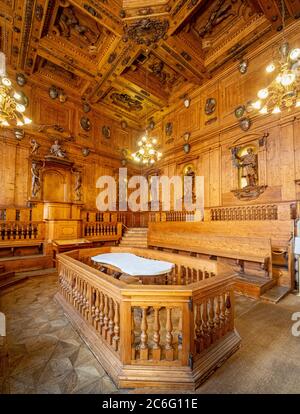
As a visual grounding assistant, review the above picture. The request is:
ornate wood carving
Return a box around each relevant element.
[124,18,169,46]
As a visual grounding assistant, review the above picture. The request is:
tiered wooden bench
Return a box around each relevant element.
[148,220,294,299]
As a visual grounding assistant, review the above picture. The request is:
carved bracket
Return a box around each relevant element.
[231,185,268,201]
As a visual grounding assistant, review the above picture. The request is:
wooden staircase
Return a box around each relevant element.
[0,265,28,290]
[119,227,148,248]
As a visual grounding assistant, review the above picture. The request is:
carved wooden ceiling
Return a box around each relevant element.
[1,0,300,127]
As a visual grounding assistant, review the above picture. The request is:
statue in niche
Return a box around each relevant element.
[30,138,40,155]
[49,140,67,158]
[231,147,258,188]
[31,161,41,198]
[73,170,82,202]
[183,165,196,203]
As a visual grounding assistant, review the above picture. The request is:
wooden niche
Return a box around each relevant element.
[230,133,268,201]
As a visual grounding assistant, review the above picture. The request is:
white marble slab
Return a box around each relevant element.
[91,253,174,277]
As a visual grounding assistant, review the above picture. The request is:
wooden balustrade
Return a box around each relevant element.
[0,221,45,241]
[209,204,278,221]
[83,222,122,241]
[55,246,240,390]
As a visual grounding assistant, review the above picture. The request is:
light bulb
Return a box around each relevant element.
[17,120,24,126]
[138,141,142,146]
[16,103,25,113]
[142,136,147,142]
[259,106,268,115]
[258,89,269,99]
[152,138,157,144]
[290,48,300,61]
[149,149,155,155]
[150,159,155,164]
[280,71,296,87]
[142,159,147,164]
[23,117,32,125]
[1,120,9,127]
[252,100,262,109]
[139,148,145,155]
[272,106,281,114]
[1,77,11,87]
[266,63,275,73]
[14,92,22,100]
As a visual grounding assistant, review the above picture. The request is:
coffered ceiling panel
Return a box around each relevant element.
[0,0,297,126]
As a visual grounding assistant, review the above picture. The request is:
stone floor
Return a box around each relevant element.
[0,274,300,394]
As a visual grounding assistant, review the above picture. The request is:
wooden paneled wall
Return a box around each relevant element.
[148,23,300,210]
[0,81,141,209]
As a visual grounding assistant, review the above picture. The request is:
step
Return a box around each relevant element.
[0,275,28,290]
[260,286,291,303]
[0,271,15,281]
[234,274,276,299]
[14,267,56,278]
[0,265,5,273]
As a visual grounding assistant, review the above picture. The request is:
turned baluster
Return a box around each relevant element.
[107,297,115,345]
[220,294,226,335]
[139,307,149,360]
[201,301,210,348]
[99,292,104,334]
[91,288,96,324]
[93,290,100,330]
[208,297,216,343]
[131,308,136,360]
[198,269,203,281]
[225,293,232,332]
[152,307,161,360]
[165,307,174,361]
[195,303,203,353]
[214,295,221,339]
[102,295,109,339]
[112,301,120,352]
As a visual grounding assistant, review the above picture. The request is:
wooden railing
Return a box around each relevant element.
[56,247,240,390]
[209,204,278,221]
[83,222,122,241]
[0,221,45,242]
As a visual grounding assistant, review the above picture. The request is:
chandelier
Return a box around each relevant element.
[132,130,162,165]
[0,52,32,127]
[252,0,300,115]
[252,43,300,114]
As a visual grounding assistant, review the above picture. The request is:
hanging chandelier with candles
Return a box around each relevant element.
[132,130,162,165]
[0,52,32,127]
[251,0,300,115]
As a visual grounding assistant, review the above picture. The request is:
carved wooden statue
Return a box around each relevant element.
[30,138,40,155]
[73,170,82,201]
[31,161,41,198]
[50,140,67,158]
[232,147,258,187]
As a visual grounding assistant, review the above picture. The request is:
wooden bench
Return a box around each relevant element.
[0,240,44,258]
[148,230,272,275]
[148,220,295,297]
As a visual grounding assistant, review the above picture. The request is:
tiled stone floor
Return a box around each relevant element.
[0,274,300,394]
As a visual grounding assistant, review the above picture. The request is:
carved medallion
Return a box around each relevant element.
[184,97,191,108]
[102,126,111,139]
[234,105,245,119]
[83,102,91,113]
[183,132,191,142]
[49,86,58,100]
[183,143,191,154]
[239,59,249,75]
[165,122,173,136]
[82,147,90,157]
[205,98,216,115]
[124,18,169,46]
[16,73,27,86]
[80,117,91,132]
[239,117,252,131]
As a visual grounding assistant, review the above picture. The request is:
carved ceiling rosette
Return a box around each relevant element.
[124,18,169,46]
